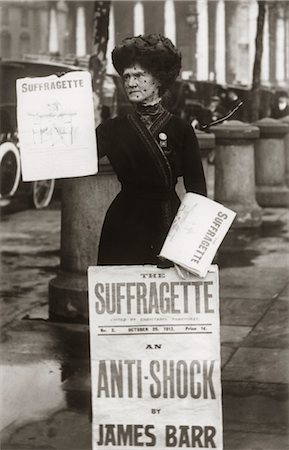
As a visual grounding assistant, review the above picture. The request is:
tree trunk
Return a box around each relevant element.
[90,1,111,126]
[250,1,266,122]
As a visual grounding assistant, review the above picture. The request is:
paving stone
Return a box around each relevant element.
[23,303,49,320]
[224,430,289,450]
[221,345,236,368]
[1,410,91,450]
[1,348,91,438]
[219,214,289,271]
[278,282,289,301]
[222,381,289,434]
[262,208,289,224]
[221,325,252,346]
[243,300,289,349]
[1,319,90,359]
[0,209,60,329]
[222,348,289,383]
[220,297,272,326]
[1,359,65,432]
[251,250,289,269]
[219,240,289,270]
[220,267,289,300]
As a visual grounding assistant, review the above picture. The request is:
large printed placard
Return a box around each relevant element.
[16,71,97,181]
[88,265,223,450]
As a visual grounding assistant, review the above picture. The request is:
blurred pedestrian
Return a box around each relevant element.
[271,91,289,119]
[96,34,207,266]
[224,89,243,121]
[208,95,226,122]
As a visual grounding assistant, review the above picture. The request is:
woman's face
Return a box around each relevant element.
[122,63,161,104]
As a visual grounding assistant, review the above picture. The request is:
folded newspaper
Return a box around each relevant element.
[159,193,236,278]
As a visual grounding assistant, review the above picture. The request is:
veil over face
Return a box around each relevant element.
[122,64,161,105]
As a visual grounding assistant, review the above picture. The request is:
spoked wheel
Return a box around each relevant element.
[0,141,21,199]
[31,179,55,209]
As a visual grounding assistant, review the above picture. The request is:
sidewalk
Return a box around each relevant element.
[0,203,288,450]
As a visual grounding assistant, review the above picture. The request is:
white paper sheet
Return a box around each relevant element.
[88,265,223,450]
[16,71,98,181]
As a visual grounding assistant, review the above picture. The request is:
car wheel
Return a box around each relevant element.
[0,141,21,199]
[31,179,55,209]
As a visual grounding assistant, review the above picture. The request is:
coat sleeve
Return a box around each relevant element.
[181,123,207,196]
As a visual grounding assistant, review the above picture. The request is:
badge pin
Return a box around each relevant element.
[159,132,167,147]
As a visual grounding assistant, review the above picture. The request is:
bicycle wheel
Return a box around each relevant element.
[0,141,21,198]
[31,179,55,209]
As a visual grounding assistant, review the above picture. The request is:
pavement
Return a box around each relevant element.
[0,195,289,450]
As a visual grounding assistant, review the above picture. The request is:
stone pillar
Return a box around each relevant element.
[134,1,145,35]
[286,5,289,82]
[280,115,289,186]
[196,0,209,80]
[106,3,116,74]
[215,0,226,84]
[261,2,270,84]
[48,4,59,54]
[76,5,86,57]
[176,130,215,200]
[214,120,262,228]
[254,118,289,206]
[275,3,286,84]
[248,0,258,78]
[164,0,176,44]
[49,158,120,321]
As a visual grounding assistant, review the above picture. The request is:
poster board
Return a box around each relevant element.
[88,265,223,450]
[16,70,97,181]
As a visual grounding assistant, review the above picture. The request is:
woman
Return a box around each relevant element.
[96,34,207,266]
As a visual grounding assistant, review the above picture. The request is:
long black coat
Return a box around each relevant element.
[96,111,207,265]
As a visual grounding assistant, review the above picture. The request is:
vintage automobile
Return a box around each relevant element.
[0,59,81,209]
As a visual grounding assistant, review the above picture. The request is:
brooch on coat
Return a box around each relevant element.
[159,132,167,148]
[159,132,172,155]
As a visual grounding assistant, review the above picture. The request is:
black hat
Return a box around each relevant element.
[112,34,182,95]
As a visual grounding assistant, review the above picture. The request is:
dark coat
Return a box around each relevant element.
[96,112,207,265]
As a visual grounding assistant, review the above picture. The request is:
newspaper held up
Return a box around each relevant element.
[159,193,236,278]
[16,70,97,181]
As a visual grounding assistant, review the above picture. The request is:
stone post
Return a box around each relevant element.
[280,115,289,186]
[49,158,120,322]
[213,120,262,227]
[254,118,289,206]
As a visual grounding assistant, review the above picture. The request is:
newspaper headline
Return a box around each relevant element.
[88,265,223,450]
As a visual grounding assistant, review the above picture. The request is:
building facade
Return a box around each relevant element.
[0,0,288,88]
